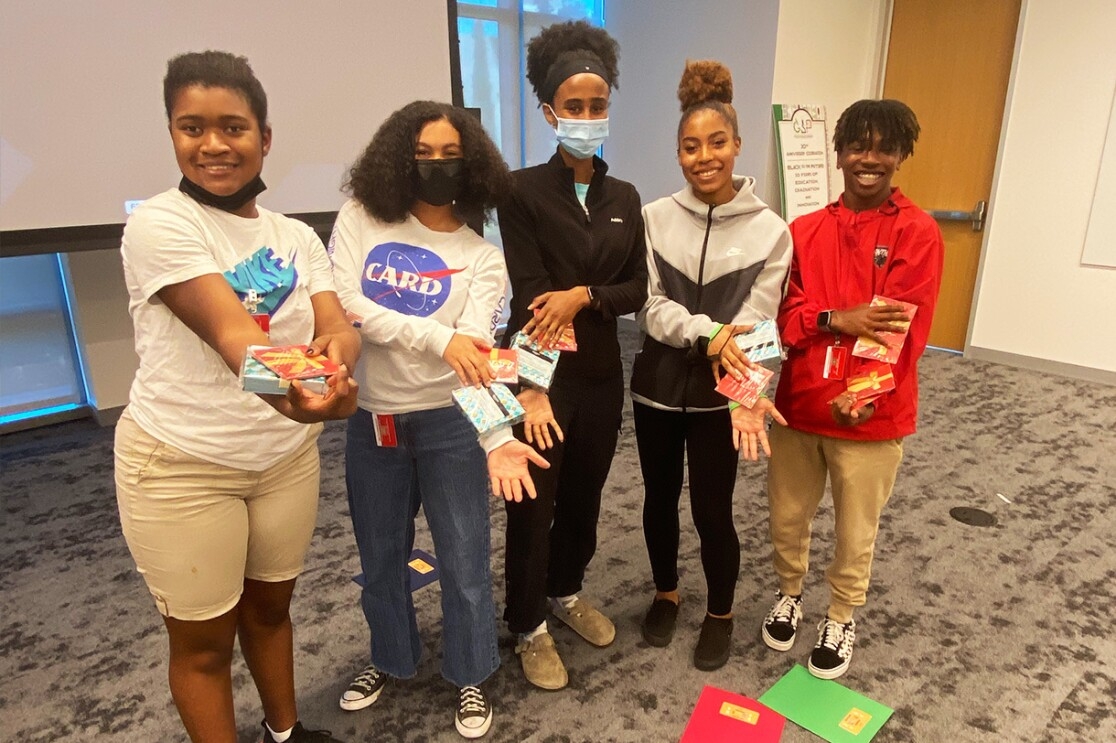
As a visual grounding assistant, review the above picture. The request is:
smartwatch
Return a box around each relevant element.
[586,285,599,309]
[817,310,833,332]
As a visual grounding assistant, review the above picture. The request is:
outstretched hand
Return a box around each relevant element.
[730,397,787,460]
[488,440,550,502]
[517,388,564,450]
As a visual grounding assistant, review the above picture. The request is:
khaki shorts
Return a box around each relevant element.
[114,413,321,621]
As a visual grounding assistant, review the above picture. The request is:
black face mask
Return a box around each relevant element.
[178,175,267,213]
[413,158,465,207]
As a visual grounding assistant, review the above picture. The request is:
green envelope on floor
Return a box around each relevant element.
[758,665,892,742]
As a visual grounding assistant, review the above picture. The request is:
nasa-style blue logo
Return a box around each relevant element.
[362,242,463,317]
[223,246,296,316]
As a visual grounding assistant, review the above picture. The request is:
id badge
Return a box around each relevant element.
[374,414,398,448]
[250,314,270,333]
[823,345,848,380]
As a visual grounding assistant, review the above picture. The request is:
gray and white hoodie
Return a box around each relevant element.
[631,176,792,411]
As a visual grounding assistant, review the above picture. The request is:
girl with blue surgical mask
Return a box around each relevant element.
[496,20,647,692]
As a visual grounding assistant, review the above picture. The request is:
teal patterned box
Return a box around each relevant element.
[510,331,560,391]
[240,346,328,395]
[452,383,525,435]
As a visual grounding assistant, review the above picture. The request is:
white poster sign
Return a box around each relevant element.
[773,104,830,222]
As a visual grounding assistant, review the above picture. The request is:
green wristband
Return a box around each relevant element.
[708,323,725,340]
[728,401,741,411]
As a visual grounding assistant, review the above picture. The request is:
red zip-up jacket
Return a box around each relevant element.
[775,188,944,440]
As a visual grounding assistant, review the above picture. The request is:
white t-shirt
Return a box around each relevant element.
[121,188,335,470]
[329,198,512,451]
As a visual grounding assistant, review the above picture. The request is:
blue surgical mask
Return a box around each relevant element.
[546,105,609,160]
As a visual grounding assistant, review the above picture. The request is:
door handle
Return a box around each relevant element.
[927,200,986,232]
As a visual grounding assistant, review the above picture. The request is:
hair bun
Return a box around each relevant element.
[677,59,733,111]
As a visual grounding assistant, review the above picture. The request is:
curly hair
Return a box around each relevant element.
[345,101,512,224]
[833,99,920,158]
[676,59,738,141]
[164,50,267,127]
[525,20,620,105]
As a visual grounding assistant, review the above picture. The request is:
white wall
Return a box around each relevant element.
[605,0,781,205]
[2,1,453,417]
[0,1,452,230]
[766,0,891,212]
[968,0,1116,374]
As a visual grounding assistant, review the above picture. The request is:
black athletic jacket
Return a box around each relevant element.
[497,151,647,382]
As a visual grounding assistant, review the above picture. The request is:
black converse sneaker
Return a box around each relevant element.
[761,592,803,651]
[808,617,856,679]
[455,685,493,739]
[338,665,387,711]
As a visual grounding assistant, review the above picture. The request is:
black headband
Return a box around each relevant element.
[539,52,610,105]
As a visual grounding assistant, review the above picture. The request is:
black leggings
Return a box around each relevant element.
[504,375,624,634]
[633,402,740,616]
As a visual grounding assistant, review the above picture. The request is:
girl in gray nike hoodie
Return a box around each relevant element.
[630,60,791,670]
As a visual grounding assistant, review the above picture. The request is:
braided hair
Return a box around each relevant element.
[833,99,920,157]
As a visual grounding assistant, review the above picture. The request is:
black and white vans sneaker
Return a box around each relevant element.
[455,685,493,739]
[808,617,856,679]
[339,665,387,711]
[761,592,803,651]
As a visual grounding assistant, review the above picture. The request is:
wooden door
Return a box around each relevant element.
[882,0,1021,350]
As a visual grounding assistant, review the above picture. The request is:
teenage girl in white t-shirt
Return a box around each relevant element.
[115,51,358,743]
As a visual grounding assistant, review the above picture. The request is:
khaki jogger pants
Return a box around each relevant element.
[766,424,904,624]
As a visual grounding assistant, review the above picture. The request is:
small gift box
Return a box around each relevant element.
[714,365,775,409]
[488,348,519,384]
[733,319,784,363]
[845,360,895,406]
[530,308,578,351]
[241,347,327,395]
[251,344,340,380]
[852,296,918,364]
[452,383,526,435]
[510,331,560,391]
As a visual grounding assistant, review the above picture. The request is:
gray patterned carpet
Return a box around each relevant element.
[3,320,1115,742]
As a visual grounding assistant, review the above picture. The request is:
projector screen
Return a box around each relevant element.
[0,0,452,233]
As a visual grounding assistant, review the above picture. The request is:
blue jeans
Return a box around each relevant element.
[345,406,499,688]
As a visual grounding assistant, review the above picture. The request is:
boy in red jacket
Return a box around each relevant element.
[760,99,944,679]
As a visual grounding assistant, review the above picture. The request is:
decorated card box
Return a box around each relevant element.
[488,348,519,384]
[715,364,775,409]
[530,308,578,351]
[733,318,784,364]
[241,347,327,395]
[251,344,340,380]
[452,383,525,435]
[510,331,560,391]
[851,296,918,365]
[846,360,895,405]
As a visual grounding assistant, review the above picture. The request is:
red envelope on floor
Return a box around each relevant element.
[680,685,785,742]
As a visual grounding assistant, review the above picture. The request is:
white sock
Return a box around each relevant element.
[266,722,294,742]
[520,620,548,642]
[551,594,578,611]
